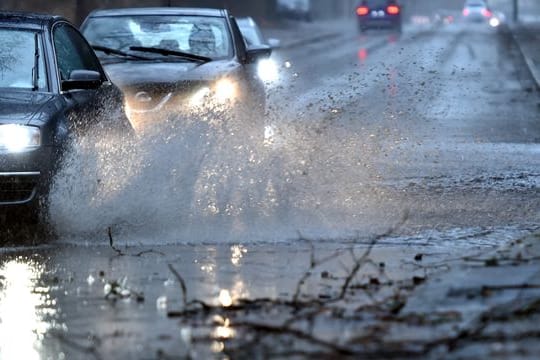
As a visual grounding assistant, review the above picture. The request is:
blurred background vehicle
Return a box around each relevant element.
[81,7,271,133]
[0,12,130,224]
[462,0,492,23]
[356,0,403,32]
[277,0,312,22]
[237,16,280,83]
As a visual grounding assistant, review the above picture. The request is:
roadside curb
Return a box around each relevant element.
[509,25,540,91]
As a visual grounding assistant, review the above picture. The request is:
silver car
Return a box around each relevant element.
[462,0,492,22]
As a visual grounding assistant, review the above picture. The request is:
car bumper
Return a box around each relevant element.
[464,14,488,22]
[0,146,56,206]
[358,16,401,28]
[125,90,262,133]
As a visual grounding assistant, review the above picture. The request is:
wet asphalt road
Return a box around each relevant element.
[1,19,540,359]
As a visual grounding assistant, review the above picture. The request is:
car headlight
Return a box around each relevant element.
[214,78,237,103]
[257,58,279,83]
[189,79,238,108]
[189,87,211,107]
[0,124,41,153]
[489,17,500,27]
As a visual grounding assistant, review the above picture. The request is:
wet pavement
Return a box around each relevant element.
[1,9,540,360]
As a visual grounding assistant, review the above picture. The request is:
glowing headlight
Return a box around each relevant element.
[489,17,500,27]
[214,79,237,103]
[190,87,211,107]
[257,59,279,83]
[0,124,41,152]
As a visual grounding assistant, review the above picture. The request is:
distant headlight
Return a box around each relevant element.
[0,124,41,153]
[489,17,500,27]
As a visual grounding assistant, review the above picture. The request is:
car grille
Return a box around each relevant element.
[125,82,206,112]
[0,174,38,204]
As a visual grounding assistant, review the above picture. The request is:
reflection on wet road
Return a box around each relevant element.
[0,256,57,359]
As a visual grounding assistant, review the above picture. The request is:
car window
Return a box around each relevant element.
[82,15,233,60]
[0,28,47,90]
[362,0,396,7]
[465,0,487,6]
[53,23,103,81]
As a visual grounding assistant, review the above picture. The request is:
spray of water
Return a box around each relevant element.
[48,69,396,245]
[48,104,306,244]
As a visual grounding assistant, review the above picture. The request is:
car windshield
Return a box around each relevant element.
[0,28,47,91]
[82,15,233,60]
[362,0,395,7]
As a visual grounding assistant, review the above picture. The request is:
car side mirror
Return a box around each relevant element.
[62,70,102,91]
[245,45,272,64]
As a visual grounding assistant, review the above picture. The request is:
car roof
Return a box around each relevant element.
[87,7,228,18]
[0,11,65,29]
[465,0,487,4]
[361,0,399,4]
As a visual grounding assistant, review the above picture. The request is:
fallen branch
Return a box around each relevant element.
[232,321,355,356]
[168,264,188,307]
[107,226,124,256]
[339,211,409,300]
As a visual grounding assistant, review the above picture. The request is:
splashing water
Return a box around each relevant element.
[47,69,408,245]
[48,109,307,244]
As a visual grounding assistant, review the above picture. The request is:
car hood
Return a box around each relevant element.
[0,91,63,126]
[103,60,241,89]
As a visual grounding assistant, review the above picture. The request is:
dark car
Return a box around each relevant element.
[356,0,403,32]
[80,8,272,133]
[0,12,130,223]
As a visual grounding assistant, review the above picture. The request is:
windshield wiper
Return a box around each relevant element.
[129,46,212,63]
[32,33,40,91]
[91,45,149,60]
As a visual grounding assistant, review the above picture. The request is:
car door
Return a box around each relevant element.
[52,22,126,133]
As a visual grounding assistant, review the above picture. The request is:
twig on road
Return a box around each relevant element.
[231,321,355,356]
[292,236,344,304]
[168,263,188,307]
[107,226,124,256]
[338,211,409,300]
[49,330,103,360]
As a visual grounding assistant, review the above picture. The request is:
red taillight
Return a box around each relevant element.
[482,8,492,17]
[356,6,369,16]
[386,5,400,15]
[463,8,470,16]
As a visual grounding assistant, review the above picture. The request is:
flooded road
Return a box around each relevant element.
[1,18,540,359]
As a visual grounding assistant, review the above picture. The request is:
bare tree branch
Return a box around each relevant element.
[168,264,188,307]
